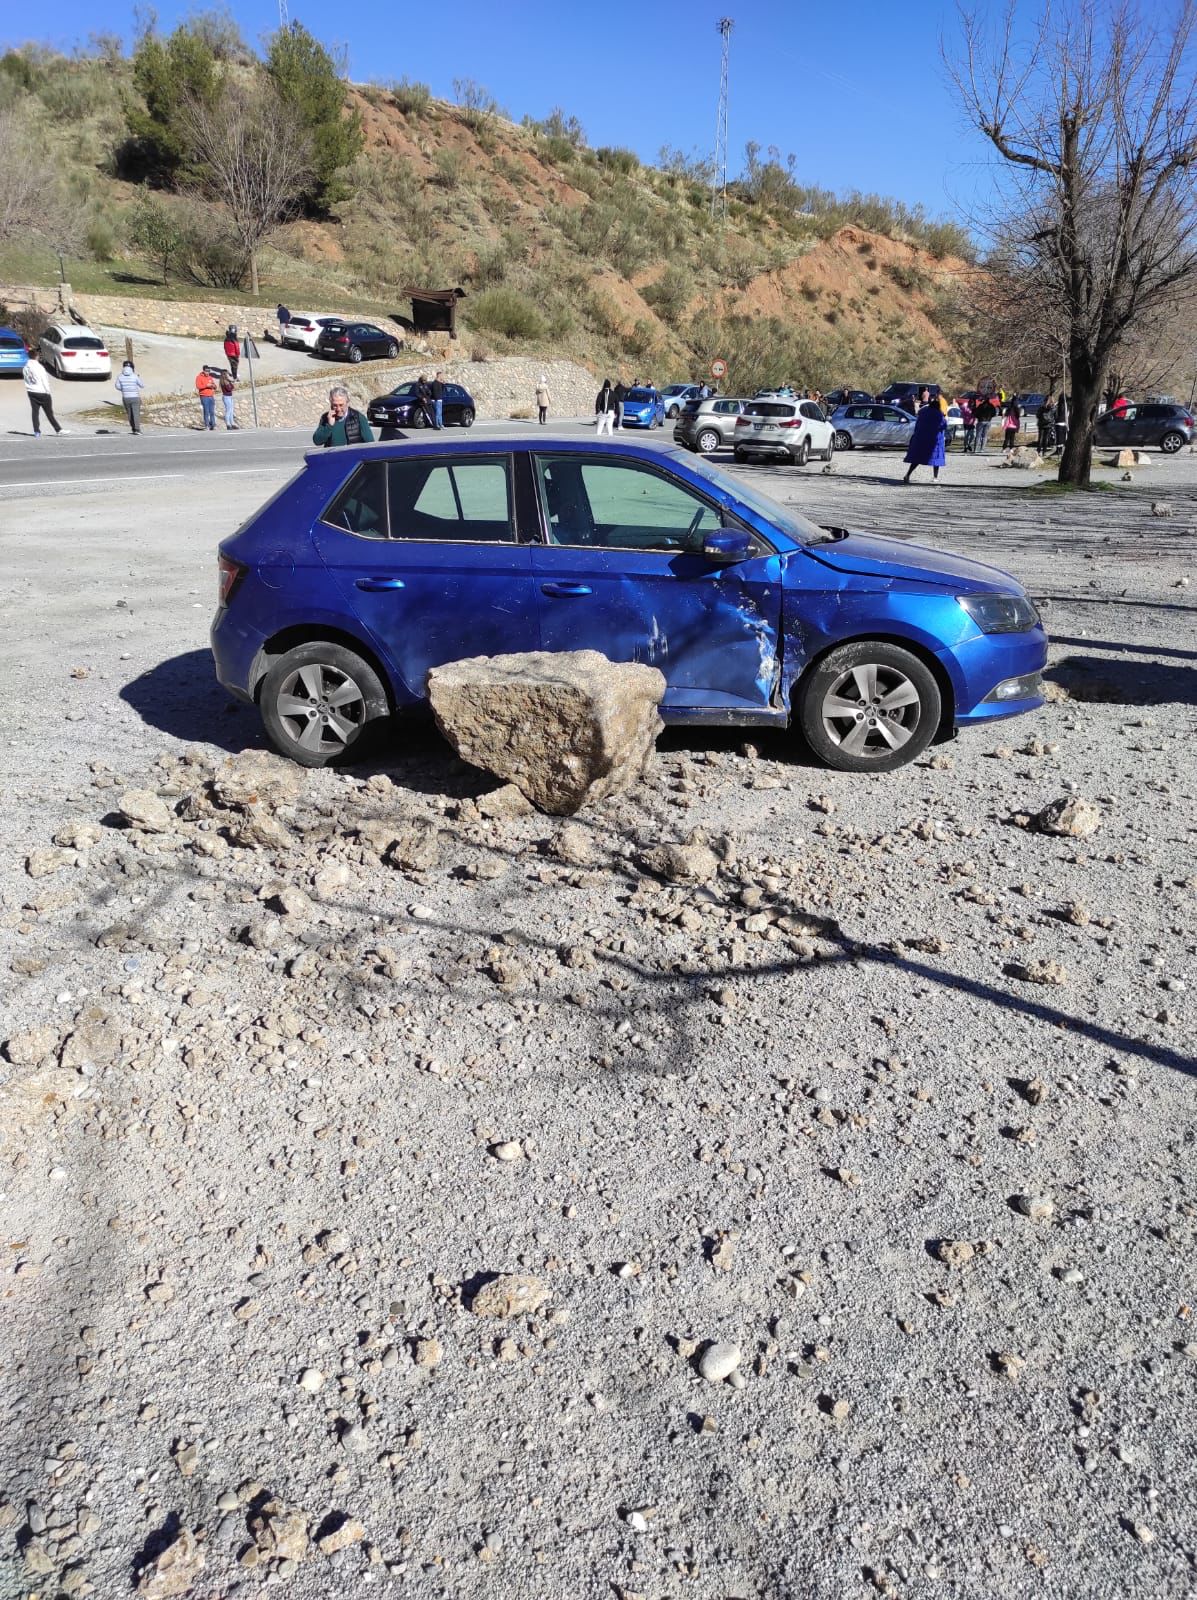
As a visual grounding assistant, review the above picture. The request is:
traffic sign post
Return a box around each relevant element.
[710,357,727,381]
[242,335,261,429]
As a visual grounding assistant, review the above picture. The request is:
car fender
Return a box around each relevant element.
[246,605,395,715]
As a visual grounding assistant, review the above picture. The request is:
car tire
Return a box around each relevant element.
[697,428,720,454]
[348,346,363,364]
[411,408,427,428]
[834,430,852,450]
[795,438,810,467]
[460,407,475,428]
[667,405,679,419]
[799,641,942,773]
[823,434,835,463]
[1160,430,1185,453]
[385,342,398,359]
[733,448,747,463]
[259,642,388,769]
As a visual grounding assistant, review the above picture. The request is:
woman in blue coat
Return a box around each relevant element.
[901,394,947,483]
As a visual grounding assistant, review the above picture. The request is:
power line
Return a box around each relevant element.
[711,17,733,222]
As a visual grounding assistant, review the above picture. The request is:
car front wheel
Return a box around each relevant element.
[799,641,942,773]
[460,407,475,427]
[834,430,852,450]
[260,642,387,768]
[1160,430,1185,453]
[697,428,720,453]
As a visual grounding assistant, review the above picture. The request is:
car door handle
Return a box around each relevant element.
[355,577,405,591]
[541,582,592,598]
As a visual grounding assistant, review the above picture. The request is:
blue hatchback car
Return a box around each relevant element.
[211,435,1047,772]
[618,387,666,429]
[0,328,29,375]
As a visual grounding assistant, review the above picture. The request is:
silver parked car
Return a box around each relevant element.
[673,396,749,453]
[830,402,917,451]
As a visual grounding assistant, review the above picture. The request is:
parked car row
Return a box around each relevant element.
[282,312,404,364]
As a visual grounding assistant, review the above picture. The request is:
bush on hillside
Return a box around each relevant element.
[641,264,693,326]
[596,146,638,174]
[388,77,431,115]
[468,286,546,341]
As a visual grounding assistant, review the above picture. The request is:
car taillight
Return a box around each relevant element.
[778,418,801,428]
[1183,415,1194,427]
[734,416,749,426]
[97,349,108,357]
[218,555,246,606]
[62,350,77,357]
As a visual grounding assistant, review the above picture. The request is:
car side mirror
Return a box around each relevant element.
[703,530,751,564]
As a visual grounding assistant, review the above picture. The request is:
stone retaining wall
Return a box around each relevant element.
[146,356,599,430]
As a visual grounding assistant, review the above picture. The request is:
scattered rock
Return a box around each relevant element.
[469,1274,550,1319]
[119,789,174,833]
[316,1514,365,1556]
[1004,959,1068,987]
[1032,795,1102,838]
[935,1239,976,1268]
[697,1341,741,1382]
[3,1026,60,1067]
[427,649,665,815]
[490,1139,524,1161]
[1014,1193,1055,1222]
[639,841,720,885]
[26,846,76,878]
[137,1527,204,1596]
[298,1367,325,1393]
[248,1499,309,1564]
[413,1337,443,1369]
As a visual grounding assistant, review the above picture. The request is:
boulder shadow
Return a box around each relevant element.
[1045,652,1197,706]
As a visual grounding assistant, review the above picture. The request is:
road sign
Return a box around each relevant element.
[710,357,727,379]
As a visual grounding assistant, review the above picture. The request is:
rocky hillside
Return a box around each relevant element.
[1,43,974,392]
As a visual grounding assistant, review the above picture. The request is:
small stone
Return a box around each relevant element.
[1032,795,1102,839]
[298,1367,325,1393]
[3,1027,60,1067]
[490,1140,523,1162]
[639,841,720,885]
[829,1398,851,1421]
[1014,1193,1054,1222]
[317,1515,365,1555]
[119,789,174,833]
[339,1422,370,1453]
[172,1440,199,1478]
[469,1274,550,1319]
[1005,959,1068,987]
[936,1239,975,1268]
[697,1341,741,1383]
[624,1510,649,1534]
[991,1350,1026,1381]
[137,1527,204,1596]
[26,846,76,878]
[413,1338,443,1369]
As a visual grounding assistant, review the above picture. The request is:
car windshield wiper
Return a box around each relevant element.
[806,527,850,546]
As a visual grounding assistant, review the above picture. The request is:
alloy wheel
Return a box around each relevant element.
[821,661,922,760]
[275,662,367,757]
[697,429,720,453]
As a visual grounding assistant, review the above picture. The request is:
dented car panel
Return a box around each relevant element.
[211,433,1049,763]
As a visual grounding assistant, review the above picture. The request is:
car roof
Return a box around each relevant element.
[304,433,692,468]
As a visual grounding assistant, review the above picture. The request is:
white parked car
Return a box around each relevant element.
[39,323,111,379]
[733,397,835,466]
[281,315,346,351]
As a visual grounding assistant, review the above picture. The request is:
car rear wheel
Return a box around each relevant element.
[260,642,387,768]
[823,433,835,463]
[834,430,852,450]
[460,407,475,427]
[385,342,398,359]
[1160,430,1185,453]
[348,346,363,364]
[697,428,720,454]
[667,405,680,418]
[795,438,810,467]
[799,641,941,773]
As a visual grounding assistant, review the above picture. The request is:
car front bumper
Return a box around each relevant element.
[948,626,1049,727]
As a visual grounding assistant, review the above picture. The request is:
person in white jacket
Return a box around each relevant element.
[115,360,144,435]
[23,353,64,437]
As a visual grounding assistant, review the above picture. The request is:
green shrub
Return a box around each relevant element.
[641,264,693,326]
[389,77,431,115]
[433,148,465,190]
[453,76,498,131]
[85,216,117,262]
[468,286,546,341]
[596,146,638,174]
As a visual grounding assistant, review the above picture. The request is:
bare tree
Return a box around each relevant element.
[0,109,84,259]
[183,84,313,296]
[948,0,1197,482]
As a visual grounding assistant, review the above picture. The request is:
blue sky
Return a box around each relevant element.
[8,0,1000,219]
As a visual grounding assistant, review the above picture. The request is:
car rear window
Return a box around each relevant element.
[745,402,795,419]
[0,333,23,348]
[65,336,105,349]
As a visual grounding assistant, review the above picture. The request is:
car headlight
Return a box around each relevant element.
[957,592,1040,633]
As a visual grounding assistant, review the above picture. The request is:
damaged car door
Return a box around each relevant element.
[527,453,783,714]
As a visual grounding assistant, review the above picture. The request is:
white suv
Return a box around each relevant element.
[733,398,834,466]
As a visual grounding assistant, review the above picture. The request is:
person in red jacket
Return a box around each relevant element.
[195,367,217,431]
[222,326,239,380]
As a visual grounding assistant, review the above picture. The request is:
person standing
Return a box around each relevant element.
[277,304,291,343]
[312,385,375,446]
[219,369,238,431]
[973,393,996,454]
[535,374,550,425]
[1002,399,1021,450]
[901,394,947,484]
[959,396,976,453]
[430,369,446,430]
[612,379,628,430]
[595,377,616,435]
[115,359,144,434]
[23,350,64,436]
[1054,391,1069,454]
[415,373,434,428]
[1036,397,1055,453]
[195,366,218,431]
[223,326,240,380]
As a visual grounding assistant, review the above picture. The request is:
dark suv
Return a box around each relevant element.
[1094,402,1193,453]
[315,322,400,363]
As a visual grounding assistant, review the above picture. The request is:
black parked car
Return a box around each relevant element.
[366,381,476,431]
[1094,402,1193,453]
[315,322,401,363]
[822,388,874,410]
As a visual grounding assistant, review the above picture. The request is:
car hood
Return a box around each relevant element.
[802,531,1022,593]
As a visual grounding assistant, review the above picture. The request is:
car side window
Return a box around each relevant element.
[800,402,823,421]
[322,462,389,540]
[714,400,737,413]
[535,456,722,553]
[388,457,513,543]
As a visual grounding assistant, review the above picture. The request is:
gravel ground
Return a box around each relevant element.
[1,444,1195,1600]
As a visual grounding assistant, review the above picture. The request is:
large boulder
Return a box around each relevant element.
[427,650,664,815]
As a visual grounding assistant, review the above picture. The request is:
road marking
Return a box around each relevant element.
[3,467,278,489]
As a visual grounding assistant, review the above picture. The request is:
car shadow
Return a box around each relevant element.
[120,650,264,753]
[1045,651,1197,706]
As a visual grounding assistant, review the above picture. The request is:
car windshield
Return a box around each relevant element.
[626,389,654,401]
[390,384,418,396]
[686,454,822,546]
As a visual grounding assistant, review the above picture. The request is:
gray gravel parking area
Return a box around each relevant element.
[1,442,1195,1599]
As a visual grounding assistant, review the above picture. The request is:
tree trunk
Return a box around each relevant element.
[1058,344,1103,486]
[250,250,259,297]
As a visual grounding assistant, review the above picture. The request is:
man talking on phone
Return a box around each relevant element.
[312,385,376,447]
